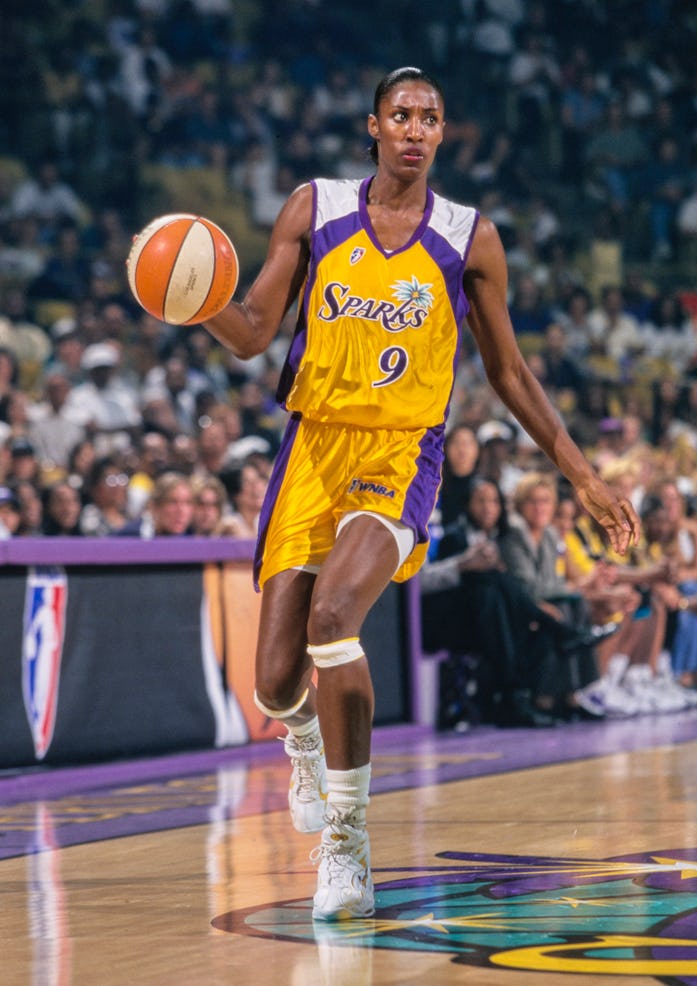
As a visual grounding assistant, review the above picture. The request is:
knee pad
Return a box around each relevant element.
[253,687,309,720]
[308,637,365,669]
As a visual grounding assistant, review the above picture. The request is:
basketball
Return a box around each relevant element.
[127,213,239,325]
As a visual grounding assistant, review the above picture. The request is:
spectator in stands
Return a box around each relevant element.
[0,285,51,391]
[195,419,229,478]
[79,455,129,535]
[676,181,697,256]
[64,341,141,453]
[42,480,83,536]
[587,285,644,367]
[191,474,227,535]
[218,459,267,538]
[0,484,21,539]
[126,430,171,518]
[421,475,572,727]
[584,100,649,212]
[44,316,85,384]
[654,479,697,690]
[641,292,696,376]
[507,273,553,336]
[6,436,40,488]
[115,471,194,538]
[29,370,86,473]
[14,478,43,536]
[8,157,88,236]
[438,424,480,527]
[536,322,585,399]
[639,136,687,263]
[476,418,524,499]
[499,471,602,712]
[141,354,197,435]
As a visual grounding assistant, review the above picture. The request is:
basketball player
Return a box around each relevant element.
[203,67,641,921]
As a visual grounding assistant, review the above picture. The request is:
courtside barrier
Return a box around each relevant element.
[0,539,411,767]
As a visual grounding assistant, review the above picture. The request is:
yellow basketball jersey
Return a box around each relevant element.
[278,178,479,429]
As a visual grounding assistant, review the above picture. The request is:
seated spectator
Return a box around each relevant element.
[0,347,19,423]
[640,292,696,376]
[64,341,141,454]
[14,477,43,536]
[555,488,674,716]
[126,431,171,519]
[8,157,88,237]
[42,480,83,536]
[498,472,604,713]
[508,273,553,336]
[0,484,21,538]
[438,424,480,528]
[676,182,697,257]
[587,284,644,369]
[651,481,697,691]
[115,471,194,538]
[191,474,228,536]
[475,418,524,499]
[0,285,52,391]
[421,476,598,728]
[218,459,267,538]
[29,370,86,474]
[79,455,129,536]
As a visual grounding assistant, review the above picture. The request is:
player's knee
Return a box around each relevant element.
[307,585,356,643]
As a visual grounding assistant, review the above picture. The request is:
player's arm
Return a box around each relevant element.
[204,183,312,358]
[463,216,640,554]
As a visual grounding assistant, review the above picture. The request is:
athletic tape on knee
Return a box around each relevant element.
[308,637,365,669]
[253,687,309,720]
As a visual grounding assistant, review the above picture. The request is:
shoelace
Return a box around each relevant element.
[286,736,323,802]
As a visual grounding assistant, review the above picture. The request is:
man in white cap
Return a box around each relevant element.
[63,341,141,454]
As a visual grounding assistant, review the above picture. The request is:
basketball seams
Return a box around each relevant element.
[164,219,214,324]
[127,213,238,325]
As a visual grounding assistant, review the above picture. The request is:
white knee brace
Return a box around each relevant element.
[253,687,309,720]
[308,637,365,669]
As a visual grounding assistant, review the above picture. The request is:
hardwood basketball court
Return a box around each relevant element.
[3,715,697,984]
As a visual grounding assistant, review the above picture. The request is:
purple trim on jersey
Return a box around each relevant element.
[277,180,365,408]
[253,412,302,589]
[359,178,435,257]
[420,224,472,327]
[401,423,445,543]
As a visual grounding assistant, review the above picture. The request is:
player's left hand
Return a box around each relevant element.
[576,478,641,556]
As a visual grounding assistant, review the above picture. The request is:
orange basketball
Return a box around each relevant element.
[127,213,239,325]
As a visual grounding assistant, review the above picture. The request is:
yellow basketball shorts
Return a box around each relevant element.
[253,413,444,589]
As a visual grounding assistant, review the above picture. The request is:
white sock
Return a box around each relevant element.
[287,714,321,740]
[326,764,371,825]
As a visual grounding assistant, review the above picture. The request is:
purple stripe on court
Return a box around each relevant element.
[4,715,697,861]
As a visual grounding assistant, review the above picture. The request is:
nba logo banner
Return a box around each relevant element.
[22,568,68,760]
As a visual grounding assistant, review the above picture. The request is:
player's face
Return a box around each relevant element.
[369,80,444,179]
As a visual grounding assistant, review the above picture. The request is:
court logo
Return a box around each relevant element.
[214,848,697,982]
[22,567,68,760]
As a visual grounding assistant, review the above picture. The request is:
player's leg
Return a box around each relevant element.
[308,512,413,920]
[254,568,329,833]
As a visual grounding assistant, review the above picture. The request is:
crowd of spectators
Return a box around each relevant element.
[3,3,697,711]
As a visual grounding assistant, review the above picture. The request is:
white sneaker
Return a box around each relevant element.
[622,663,660,714]
[284,731,327,833]
[574,654,639,718]
[653,651,697,710]
[311,814,375,921]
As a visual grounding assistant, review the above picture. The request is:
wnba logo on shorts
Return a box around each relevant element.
[22,568,68,760]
